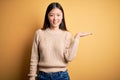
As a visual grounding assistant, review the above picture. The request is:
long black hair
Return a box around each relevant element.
[42,2,67,31]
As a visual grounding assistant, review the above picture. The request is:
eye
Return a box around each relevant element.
[57,14,61,16]
[48,13,54,17]
[49,14,53,16]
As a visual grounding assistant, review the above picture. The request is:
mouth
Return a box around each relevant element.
[53,21,58,24]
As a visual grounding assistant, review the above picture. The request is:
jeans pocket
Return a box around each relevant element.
[60,71,70,80]
[37,72,47,80]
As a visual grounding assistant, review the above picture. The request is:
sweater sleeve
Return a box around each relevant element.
[28,30,40,80]
[64,32,80,62]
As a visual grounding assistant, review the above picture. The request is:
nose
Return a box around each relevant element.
[53,15,57,20]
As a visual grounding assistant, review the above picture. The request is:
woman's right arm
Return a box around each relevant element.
[28,30,40,80]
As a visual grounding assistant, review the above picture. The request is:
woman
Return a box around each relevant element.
[28,2,92,80]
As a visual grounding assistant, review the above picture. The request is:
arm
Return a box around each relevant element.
[64,32,92,62]
[28,31,40,80]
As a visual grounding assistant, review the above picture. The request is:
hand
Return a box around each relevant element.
[75,32,92,39]
[78,32,92,37]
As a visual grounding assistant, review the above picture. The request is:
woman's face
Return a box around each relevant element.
[48,8,63,29]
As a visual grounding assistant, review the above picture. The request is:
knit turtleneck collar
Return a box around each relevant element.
[46,28,62,32]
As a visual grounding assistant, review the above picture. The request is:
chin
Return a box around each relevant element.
[52,25,59,28]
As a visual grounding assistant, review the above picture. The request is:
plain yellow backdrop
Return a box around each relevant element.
[0,0,120,80]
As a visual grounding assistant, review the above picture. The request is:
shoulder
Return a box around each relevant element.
[64,31,72,39]
[65,31,72,37]
[33,29,44,39]
[34,28,45,36]
[33,29,44,40]
[35,29,42,34]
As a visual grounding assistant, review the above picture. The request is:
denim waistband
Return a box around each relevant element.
[38,70,68,76]
[37,70,70,80]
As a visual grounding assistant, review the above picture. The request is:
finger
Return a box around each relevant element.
[84,32,92,35]
[80,32,92,37]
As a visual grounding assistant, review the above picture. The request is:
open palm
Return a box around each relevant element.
[75,32,92,39]
[78,32,92,37]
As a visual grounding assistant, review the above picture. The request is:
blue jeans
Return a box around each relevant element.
[37,70,70,80]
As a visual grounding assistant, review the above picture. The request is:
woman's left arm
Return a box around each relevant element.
[64,32,92,62]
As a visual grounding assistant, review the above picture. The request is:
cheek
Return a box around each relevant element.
[59,17,62,20]
[59,17,63,22]
[48,17,53,22]
[59,15,63,21]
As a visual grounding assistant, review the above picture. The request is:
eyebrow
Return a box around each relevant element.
[49,12,62,14]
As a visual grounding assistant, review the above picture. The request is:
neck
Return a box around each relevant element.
[50,26,59,30]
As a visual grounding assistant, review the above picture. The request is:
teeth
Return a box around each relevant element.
[53,21,58,24]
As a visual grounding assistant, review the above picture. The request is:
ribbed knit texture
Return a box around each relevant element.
[28,28,80,80]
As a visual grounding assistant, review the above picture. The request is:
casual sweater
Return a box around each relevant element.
[28,28,80,80]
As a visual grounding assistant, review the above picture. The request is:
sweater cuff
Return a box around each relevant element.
[28,73,37,77]
[29,76,36,80]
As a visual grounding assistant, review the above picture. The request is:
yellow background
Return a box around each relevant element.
[0,0,120,80]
